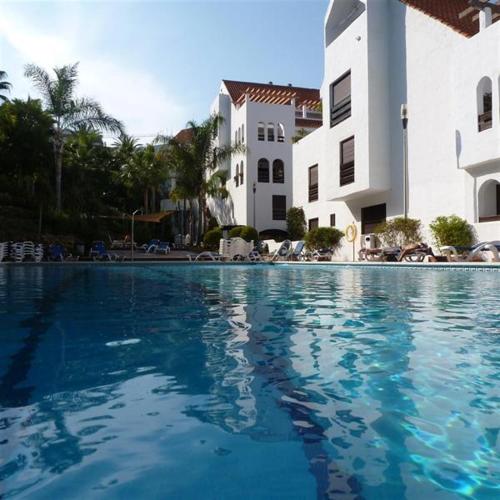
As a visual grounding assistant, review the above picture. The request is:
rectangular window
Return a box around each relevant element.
[330,71,351,127]
[330,214,336,227]
[308,218,319,231]
[340,136,355,186]
[361,203,386,234]
[272,195,286,220]
[258,123,265,141]
[308,165,318,202]
[268,125,275,142]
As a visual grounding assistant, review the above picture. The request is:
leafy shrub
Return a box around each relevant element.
[305,227,344,251]
[228,226,243,238]
[286,207,306,240]
[429,215,474,247]
[229,225,257,242]
[239,225,258,243]
[203,227,222,250]
[375,217,422,247]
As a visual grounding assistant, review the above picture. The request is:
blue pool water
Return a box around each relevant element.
[0,264,499,499]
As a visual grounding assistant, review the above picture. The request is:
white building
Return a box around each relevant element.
[293,0,499,260]
[209,80,322,233]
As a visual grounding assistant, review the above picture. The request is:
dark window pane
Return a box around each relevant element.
[330,71,351,127]
[340,136,355,186]
[361,203,386,234]
[332,73,350,106]
[272,195,286,220]
[308,218,319,231]
[273,160,285,183]
[258,158,269,183]
[309,165,318,202]
[330,214,336,227]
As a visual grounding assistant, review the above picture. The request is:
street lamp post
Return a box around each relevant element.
[401,104,409,219]
[252,182,256,228]
[131,209,143,262]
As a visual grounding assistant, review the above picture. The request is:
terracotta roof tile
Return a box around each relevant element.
[222,80,321,108]
[400,0,499,38]
[174,128,193,144]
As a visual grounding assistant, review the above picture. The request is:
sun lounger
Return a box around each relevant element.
[89,241,120,261]
[440,241,500,262]
[0,242,8,262]
[155,241,171,255]
[271,240,293,261]
[288,241,305,261]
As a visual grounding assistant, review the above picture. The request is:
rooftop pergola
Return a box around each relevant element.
[459,0,500,22]
[234,87,321,109]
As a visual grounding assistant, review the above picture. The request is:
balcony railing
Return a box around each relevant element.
[478,111,492,132]
[330,96,351,127]
[340,161,354,186]
[308,184,318,202]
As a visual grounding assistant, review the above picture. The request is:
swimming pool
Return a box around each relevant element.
[0,264,498,499]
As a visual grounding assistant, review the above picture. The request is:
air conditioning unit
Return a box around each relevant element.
[362,233,378,249]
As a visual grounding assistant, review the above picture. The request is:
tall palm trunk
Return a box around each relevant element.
[53,139,64,212]
[151,187,156,213]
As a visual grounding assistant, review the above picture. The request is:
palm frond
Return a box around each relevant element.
[24,64,56,110]
[64,97,124,134]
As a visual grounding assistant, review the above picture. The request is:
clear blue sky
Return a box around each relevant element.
[0,0,329,141]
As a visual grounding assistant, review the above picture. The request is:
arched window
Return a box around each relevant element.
[267,122,275,142]
[234,130,238,144]
[477,77,492,132]
[257,122,265,141]
[240,161,244,185]
[258,158,270,183]
[241,124,245,143]
[277,123,285,142]
[478,179,500,222]
[273,159,284,183]
[234,164,239,187]
[237,128,241,144]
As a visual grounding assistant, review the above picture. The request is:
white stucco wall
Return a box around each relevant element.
[293,0,499,259]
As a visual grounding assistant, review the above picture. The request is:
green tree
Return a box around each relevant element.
[286,207,306,240]
[429,215,474,247]
[375,217,422,247]
[165,115,242,241]
[24,62,123,211]
[305,227,344,251]
[0,70,12,102]
[118,143,168,214]
[0,98,53,203]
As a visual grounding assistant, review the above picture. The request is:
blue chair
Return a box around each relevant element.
[155,241,171,254]
[48,243,65,261]
[89,241,115,261]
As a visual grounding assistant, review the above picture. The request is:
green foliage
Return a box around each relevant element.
[203,227,222,250]
[375,217,422,247]
[239,226,258,243]
[429,215,474,247]
[286,207,306,240]
[305,227,344,251]
[0,98,53,206]
[228,225,258,242]
[229,226,243,238]
[0,70,12,102]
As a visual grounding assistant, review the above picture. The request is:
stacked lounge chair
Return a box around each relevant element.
[0,242,9,262]
[440,241,500,262]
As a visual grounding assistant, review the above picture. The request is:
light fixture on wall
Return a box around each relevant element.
[401,104,409,219]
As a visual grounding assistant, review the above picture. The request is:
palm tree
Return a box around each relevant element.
[0,70,12,102]
[118,143,168,214]
[166,115,243,241]
[24,63,123,211]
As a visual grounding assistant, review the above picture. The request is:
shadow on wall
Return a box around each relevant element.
[388,0,408,218]
[455,130,462,169]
